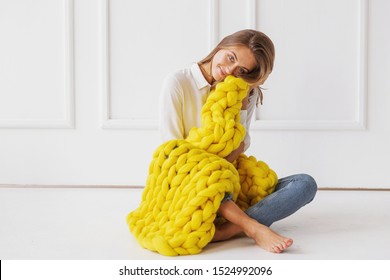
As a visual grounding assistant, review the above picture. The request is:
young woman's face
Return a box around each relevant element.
[211,45,257,82]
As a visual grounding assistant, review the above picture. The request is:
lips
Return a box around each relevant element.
[218,66,226,77]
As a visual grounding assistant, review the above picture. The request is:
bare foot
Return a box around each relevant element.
[212,201,293,253]
[245,221,293,253]
[213,221,293,254]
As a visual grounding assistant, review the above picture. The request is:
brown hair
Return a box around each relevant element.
[199,29,275,105]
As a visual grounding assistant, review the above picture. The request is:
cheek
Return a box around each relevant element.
[211,56,221,74]
[211,64,219,78]
[213,53,226,66]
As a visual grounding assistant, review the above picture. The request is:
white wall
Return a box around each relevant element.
[0,0,389,188]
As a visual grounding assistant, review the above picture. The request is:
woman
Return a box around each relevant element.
[159,29,317,253]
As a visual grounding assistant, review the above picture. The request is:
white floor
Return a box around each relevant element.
[0,187,389,260]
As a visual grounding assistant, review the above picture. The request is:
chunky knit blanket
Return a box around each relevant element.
[127,76,277,256]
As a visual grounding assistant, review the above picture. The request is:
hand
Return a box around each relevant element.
[225,141,245,163]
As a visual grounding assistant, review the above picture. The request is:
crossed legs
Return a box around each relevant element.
[212,174,317,253]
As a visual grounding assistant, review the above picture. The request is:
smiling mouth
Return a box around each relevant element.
[218,66,226,76]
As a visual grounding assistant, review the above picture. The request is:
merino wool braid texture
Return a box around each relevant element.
[127,75,278,256]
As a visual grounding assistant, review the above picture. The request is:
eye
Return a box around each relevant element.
[238,67,246,74]
[228,54,235,63]
[234,67,247,75]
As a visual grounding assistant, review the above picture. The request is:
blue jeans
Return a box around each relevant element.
[244,174,317,227]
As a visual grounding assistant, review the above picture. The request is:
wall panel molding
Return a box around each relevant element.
[211,0,256,47]
[100,0,219,129]
[100,0,367,131]
[247,0,257,29]
[0,0,75,129]
[100,0,160,129]
[252,0,368,130]
[209,0,219,50]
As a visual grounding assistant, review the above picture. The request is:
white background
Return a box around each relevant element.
[0,0,389,188]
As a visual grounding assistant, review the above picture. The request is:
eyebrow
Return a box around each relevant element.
[231,51,250,73]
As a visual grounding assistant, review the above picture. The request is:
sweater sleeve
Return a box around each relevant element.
[239,110,249,150]
[242,89,258,151]
[158,74,185,142]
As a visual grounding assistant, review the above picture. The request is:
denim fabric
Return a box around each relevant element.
[244,174,317,227]
[221,193,233,204]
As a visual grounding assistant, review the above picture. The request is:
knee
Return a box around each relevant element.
[296,173,317,202]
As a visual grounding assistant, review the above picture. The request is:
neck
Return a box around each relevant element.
[199,62,215,85]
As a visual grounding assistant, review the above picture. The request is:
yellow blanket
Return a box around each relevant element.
[127,76,277,256]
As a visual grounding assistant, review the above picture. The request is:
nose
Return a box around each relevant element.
[226,66,234,75]
[226,62,240,75]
